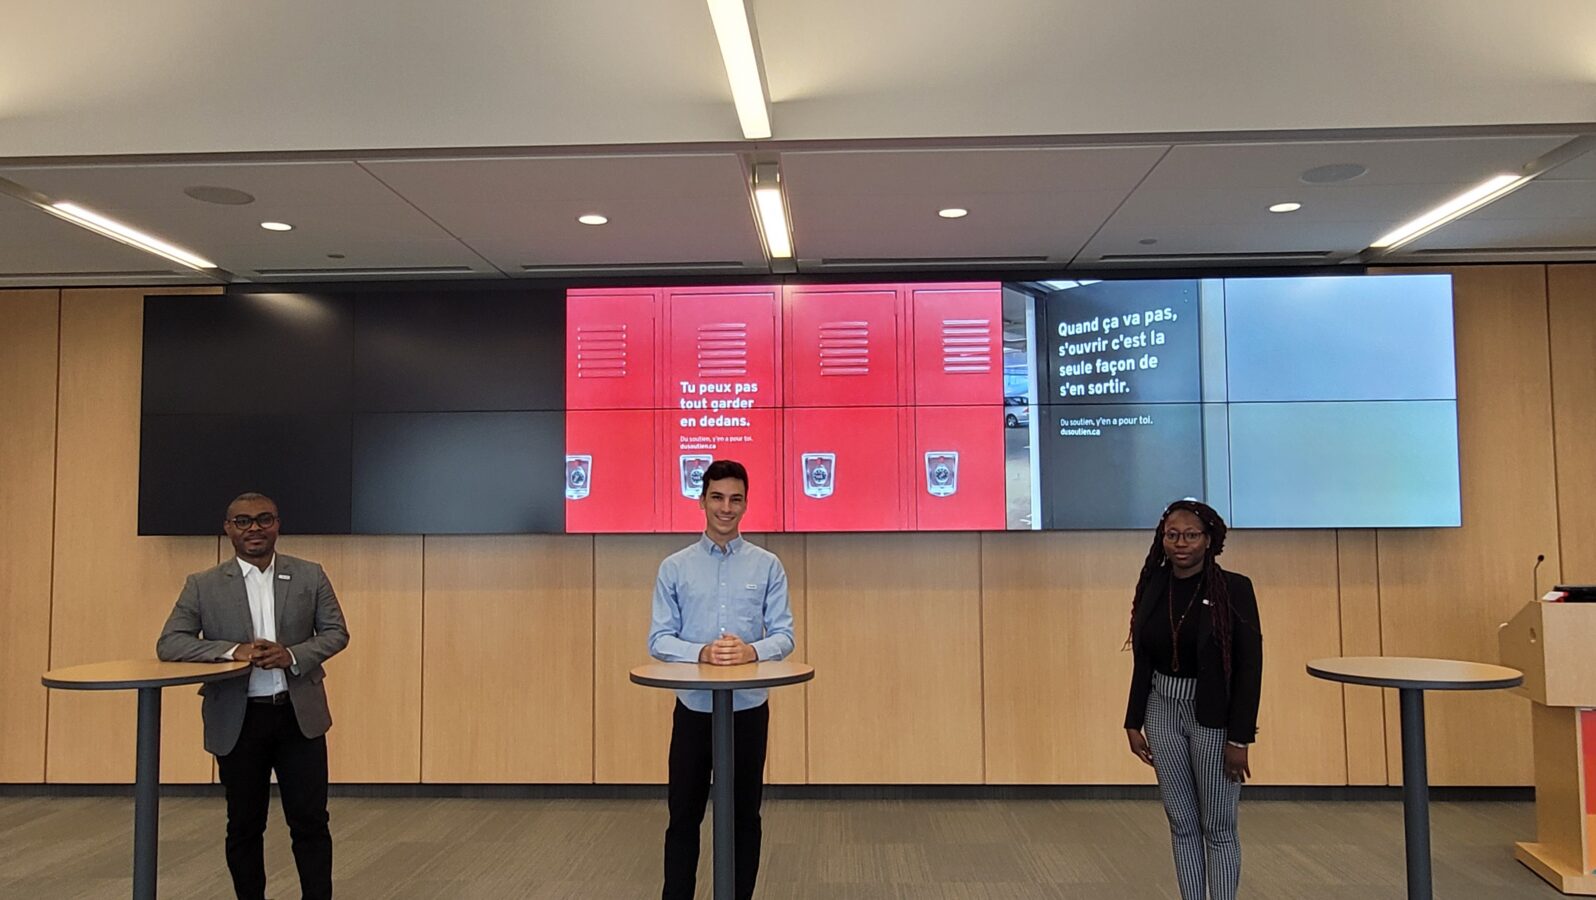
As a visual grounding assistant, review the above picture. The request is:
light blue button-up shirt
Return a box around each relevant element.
[648,534,795,712]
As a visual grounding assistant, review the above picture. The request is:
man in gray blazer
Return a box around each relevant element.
[157,492,349,900]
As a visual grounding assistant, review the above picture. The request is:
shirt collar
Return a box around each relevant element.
[236,554,276,579]
[698,533,745,557]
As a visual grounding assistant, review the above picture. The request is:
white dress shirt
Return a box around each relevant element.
[236,556,289,697]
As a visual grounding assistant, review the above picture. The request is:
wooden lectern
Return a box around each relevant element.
[1499,601,1596,894]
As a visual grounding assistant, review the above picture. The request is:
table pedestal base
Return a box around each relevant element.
[1398,688,1432,900]
[710,689,735,900]
[133,686,162,900]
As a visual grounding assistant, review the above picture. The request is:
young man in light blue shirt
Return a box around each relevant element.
[648,459,795,900]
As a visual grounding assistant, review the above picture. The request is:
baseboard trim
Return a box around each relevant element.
[0,783,1534,802]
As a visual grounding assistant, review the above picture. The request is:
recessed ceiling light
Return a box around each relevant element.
[577,214,609,226]
[938,208,969,219]
[1268,202,1302,213]
[752,163,792,259]
[259,221,293,231]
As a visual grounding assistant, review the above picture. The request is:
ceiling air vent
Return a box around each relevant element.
[251,266,477,277]
[1406,246,1596,259]
[1,269,187,278]
[814,256,1052,269]
[1096,251,1338,264]
[520,262,751,274]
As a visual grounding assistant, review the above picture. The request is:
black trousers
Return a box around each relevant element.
[216,700,333,900]
[663,700,770,900]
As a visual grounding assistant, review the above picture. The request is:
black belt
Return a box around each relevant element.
[248,691,290,706]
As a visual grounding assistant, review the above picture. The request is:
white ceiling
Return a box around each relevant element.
[0,0,1592,284]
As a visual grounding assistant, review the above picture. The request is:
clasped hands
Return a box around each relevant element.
[698,633,756,666]
[232,639,294,670]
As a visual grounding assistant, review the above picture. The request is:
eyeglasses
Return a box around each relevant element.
[1162,529,1205,544]
[228,513,278,531]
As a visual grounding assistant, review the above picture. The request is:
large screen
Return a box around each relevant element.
[138,273,1459,535]
[562,275,1459,532]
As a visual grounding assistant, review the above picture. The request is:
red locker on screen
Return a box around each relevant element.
[664,288,781,411]
[911,284,1003,406]
[784,286,906,408]
[565,410,657,533]
[783,407,909,532]
[567,289,659,410]
[912,406,1006,531]
[660,408,781,534]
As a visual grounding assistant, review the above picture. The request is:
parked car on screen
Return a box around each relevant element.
[1004,396,1029,428]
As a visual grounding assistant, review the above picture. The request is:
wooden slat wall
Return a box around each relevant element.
[758,534,809,784]
[806,533,984,783]
[421,535,594,782]
[1335,530,1389,785]
[1221,531,1347,784]
[1548,265,1596,585]
[981,531,1154,784]
[45,287,220,783]
[277,535,423,783]
[592,535,684,783]
[0,290,59,782]
[1376,266,1557,786]
[0,265,1585,785]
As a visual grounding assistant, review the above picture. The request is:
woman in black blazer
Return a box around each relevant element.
[1124,499,1262,900]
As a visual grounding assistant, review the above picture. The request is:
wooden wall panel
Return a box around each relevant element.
[1335,530,1388,785]
[1377,266,1556,786]
[276,536,422,783]
[982,532,1156,784]
[0,290,59,782]
[47,287,221,783]
[1549,265,1596,584]
[9,263,1589,786]
[758,534,808,784]
[421,536,593,782]
[1221,531,1346,784]
[593,535,685,783]
[806,534,983,783]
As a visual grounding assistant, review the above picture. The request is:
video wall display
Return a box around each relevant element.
[564,274,1459,532]
[139,273,1460,536]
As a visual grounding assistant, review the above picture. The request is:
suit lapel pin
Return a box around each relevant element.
[278,574,291,580]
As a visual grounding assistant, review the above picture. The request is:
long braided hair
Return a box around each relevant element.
[1125,499,1237,678]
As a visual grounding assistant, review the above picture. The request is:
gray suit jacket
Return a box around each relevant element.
[156,554,350,756]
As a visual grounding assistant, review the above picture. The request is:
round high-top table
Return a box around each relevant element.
[630,660,814,900]
[42,659,250,900]
[1307,656,1522,900]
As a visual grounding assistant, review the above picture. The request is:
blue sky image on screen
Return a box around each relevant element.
[1217,274,1460,527]
[1226,400,1461,528]
[1222,274,1456,403]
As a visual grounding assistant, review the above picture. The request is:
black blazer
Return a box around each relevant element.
[1123,566,1263,744]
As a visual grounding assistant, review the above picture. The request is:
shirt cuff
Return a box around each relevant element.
[288,649,299,675]
[224,644,240,662]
